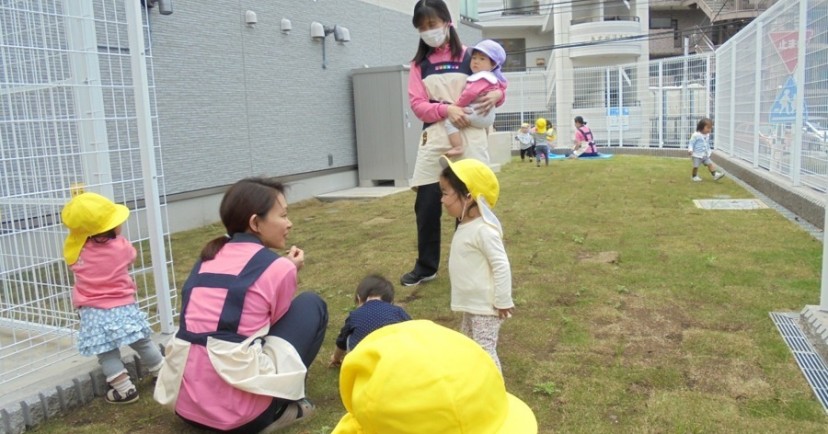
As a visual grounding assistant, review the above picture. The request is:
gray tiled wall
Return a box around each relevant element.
[148,1,482,195]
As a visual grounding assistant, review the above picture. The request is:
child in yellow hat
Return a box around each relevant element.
[438,157,514,372]
[530,118,554,167]
[61,192,163,405]
[333,320,537,433]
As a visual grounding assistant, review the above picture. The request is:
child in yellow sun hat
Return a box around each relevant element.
[62,192,163,405]
[333,320,537,433]
[439,156,514,372]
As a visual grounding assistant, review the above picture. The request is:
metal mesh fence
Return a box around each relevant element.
[0,0,175,385]
[500,53,715,150]
[716,0,828,191]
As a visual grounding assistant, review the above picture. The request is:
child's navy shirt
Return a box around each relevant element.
[335,300,411,350]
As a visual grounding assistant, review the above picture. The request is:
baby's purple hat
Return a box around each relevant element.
[472,39,507,84]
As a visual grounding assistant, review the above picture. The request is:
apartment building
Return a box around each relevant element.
[467,0,776,144]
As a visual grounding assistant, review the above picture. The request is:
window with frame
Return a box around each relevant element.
[650,17,672,29]
[672,19,681,48]
[492,38,526,72]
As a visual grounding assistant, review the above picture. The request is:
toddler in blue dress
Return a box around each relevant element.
[62,192,164,404]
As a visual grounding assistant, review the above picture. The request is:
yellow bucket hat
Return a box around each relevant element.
[333,320,537,434]
[534,117,547,133]
[439,156,500,208]
[61,192,130,265]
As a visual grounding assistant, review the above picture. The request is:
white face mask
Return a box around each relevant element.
[420,26,447,48]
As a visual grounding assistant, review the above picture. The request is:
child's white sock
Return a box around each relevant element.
[110,375,136,395]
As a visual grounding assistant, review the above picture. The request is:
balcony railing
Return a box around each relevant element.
[502,0,540,16]
[571,15,640,25]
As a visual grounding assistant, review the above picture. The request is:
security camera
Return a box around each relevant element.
[310,21,325,39]
[245,10,257,26]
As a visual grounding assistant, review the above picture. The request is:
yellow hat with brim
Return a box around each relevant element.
[61,192,130,265]
[439,156,500,208]
[535,117,547,133]
[333,320,537,434]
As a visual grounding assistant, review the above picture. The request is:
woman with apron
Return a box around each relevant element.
[401,0,506,287]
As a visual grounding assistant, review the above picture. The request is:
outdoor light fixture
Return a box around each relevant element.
[333,25,350,42]
[281,18,292,34]
[245,10,257,27]
[310,21,328,39]
[311,21,349,68]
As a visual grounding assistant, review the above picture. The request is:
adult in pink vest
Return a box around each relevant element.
[155,177,327,433]
[402,0,505,287]
[571,116,599,158]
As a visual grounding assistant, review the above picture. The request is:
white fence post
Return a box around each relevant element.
[124,1,175,334]
[753,21,763,165]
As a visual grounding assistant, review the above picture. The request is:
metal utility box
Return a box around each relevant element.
[352,65,423,187]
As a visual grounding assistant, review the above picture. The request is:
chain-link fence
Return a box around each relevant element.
[0,0,175,385]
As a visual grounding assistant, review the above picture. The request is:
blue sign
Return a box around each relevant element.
[769,76,797,124]
[606,107,630,131]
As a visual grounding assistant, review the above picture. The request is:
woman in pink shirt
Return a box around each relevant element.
[154,177,328,432]
[401,0,506,288]
[571,115,599,158]
[62,192,165,405]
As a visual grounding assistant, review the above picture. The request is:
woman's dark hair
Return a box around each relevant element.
[200,177,286,261]
[696,117,713,132]
[411,0,463,64]
[355,274,396,304]
[574,116,586,125]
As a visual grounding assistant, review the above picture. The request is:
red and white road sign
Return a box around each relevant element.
[770,30,813,74]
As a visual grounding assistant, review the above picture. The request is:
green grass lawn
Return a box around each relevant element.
[32,155,827,433]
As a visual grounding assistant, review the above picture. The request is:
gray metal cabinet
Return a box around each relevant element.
[352,65,423,187]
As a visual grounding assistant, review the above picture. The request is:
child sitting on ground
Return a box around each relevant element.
[444,39,508,157]
[329,274,411,367]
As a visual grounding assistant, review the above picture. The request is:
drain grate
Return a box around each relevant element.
[694,199,768,210]
[770,312,828,413]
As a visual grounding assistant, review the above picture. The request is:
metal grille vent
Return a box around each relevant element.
[770,312,828,413]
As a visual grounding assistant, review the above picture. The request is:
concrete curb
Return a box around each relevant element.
[800,305,828,365]
[0,333,168,434]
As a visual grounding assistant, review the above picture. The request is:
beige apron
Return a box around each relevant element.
[154,325,307,408]
[410,72,491,188]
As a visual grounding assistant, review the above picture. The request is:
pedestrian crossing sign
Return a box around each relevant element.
[769,76,798,124]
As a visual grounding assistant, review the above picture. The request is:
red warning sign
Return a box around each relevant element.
[769,30,812,74]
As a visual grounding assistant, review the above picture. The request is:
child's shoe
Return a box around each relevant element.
[106,387,139,405]
[713,172,725,181]
[692,176,702,182]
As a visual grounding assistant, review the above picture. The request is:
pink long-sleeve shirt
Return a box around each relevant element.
[71,235,137,309]
[455,75,506,108]
[174,241,298,430]
[407,45,506,124]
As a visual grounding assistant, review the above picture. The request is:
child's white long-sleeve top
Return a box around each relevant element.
[515,131,533,150]
[687,131,712,158]
[448,217,513,316]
